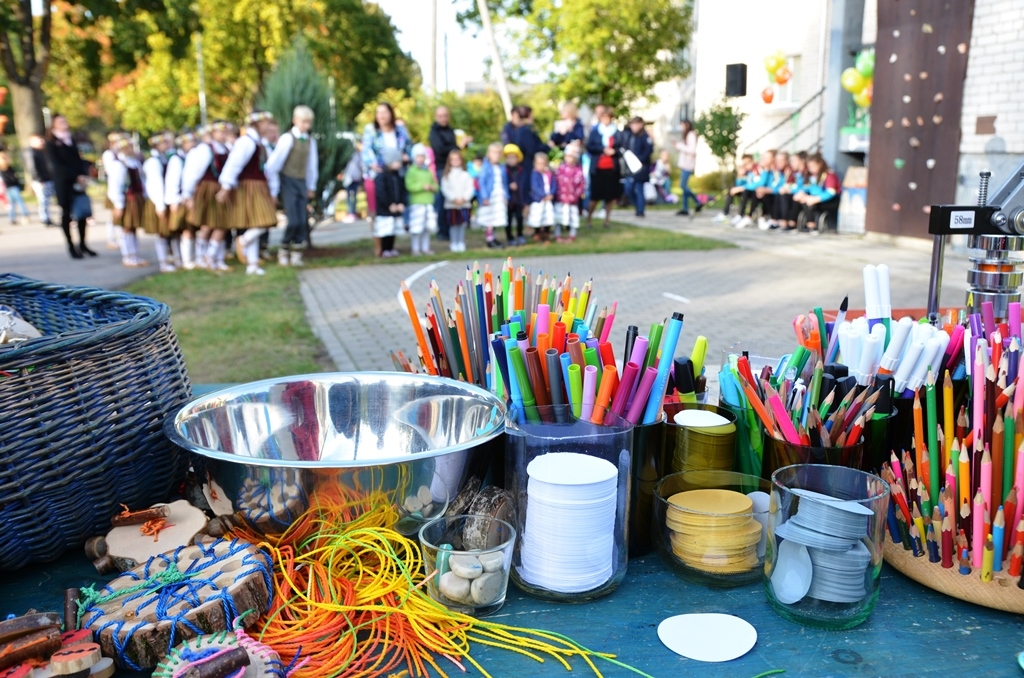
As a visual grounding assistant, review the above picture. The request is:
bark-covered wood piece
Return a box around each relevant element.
[152,629,284,678]
[0,613,61,646]
[79,539,273,670]
[0,627,61,671]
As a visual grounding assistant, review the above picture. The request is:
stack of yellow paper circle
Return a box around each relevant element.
[665,489,763,574]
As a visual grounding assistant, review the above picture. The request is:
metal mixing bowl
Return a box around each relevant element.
[163,373,506,535]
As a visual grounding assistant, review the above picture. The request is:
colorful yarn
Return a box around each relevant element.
[231,484,652,678]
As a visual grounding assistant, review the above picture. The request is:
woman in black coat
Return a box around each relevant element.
[46,114,94,258]
[585,105,621,227]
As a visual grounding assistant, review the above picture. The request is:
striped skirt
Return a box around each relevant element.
[407,203,437,235]
[190,180,229,230]
[115,193,145,232]
[142,200,168,236]
[167,204,190,234]
[226,180,277,230]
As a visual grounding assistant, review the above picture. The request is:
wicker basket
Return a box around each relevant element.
[0,274,191,570]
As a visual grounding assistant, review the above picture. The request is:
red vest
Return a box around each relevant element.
[200,145,227,184]
[126,166,143,196]
[237,141,267,183]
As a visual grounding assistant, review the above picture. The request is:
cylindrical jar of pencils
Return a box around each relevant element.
[629,416,666,557]
[718,399,765,479]
[505,404,632,601]
[663,402,738,475]
[764,464,890,629]
[764,435,864,478]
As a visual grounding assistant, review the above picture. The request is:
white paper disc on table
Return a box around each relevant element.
[771,540,812,605]
[672,410,731,428]
[657,613,757,662]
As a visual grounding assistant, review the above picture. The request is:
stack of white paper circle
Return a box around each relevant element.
[520,452,618,593]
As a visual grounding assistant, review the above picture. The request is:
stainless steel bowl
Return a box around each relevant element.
[164,373,506,535]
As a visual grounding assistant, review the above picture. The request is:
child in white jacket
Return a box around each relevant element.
[440,149,475,252]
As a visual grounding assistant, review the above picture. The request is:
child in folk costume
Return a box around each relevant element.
[476,142,507,250]
[216,111,279,276]
[106,137,147,267]
[182,122,230,270]
[265,106,318,267]
[373,147,406,258]
[404,144,438,256]
[440,148,475,253]
[555,143,585,242]
[527,152,557,242]
[101,131,126,249]
[142,131,178,273]
[165,129,197,268]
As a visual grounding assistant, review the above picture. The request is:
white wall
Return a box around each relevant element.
[690,0,829,173]
[956,0,1024,204]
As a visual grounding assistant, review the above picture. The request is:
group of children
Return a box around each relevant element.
[369,139,590,258]
[102,106,318,274]
[715,149,842,233]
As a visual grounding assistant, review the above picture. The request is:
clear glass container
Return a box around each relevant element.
[764,435,864,479]
[764,464,890,629]
[653,470,771,587]
[505,404,632,602]
[663,402,738,475]
[419,514,516,617]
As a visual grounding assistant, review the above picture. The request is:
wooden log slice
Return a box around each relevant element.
[152,629,283,678]
[104,501,208,567]
[80,539,273,670]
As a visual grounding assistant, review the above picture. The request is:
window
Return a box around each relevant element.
[777,55,801,105]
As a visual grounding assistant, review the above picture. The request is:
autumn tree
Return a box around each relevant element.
[0,0,52,160]
[459,0,692,110]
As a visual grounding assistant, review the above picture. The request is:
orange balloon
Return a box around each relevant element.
[762,87,774,104]
[774,66,792,86]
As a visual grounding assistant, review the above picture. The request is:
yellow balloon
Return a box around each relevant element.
[764,54,784,74]
[853,88,872,108]
[841,67,867,93]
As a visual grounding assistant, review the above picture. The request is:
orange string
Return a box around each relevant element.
[140,519,172,542]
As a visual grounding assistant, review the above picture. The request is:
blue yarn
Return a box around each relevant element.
[79,539,274,671]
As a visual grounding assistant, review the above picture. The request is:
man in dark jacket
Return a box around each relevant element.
[428,106,460,240]
[617,116,654,217]
[28,134,54,226]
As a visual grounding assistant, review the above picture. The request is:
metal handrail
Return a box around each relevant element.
[742,86,826,152]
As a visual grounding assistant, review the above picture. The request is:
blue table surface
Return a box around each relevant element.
[6,385,1022,676]
[2,551,1022,678]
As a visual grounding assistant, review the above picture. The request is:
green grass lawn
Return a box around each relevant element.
[127,220,731,384]
[308,218,728,267]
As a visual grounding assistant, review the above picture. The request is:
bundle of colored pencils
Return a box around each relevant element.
[719,349,879,449]
[397,257,702,427]
[879,299,1024,584]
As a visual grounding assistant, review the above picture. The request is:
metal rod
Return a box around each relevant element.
[927,234,946,325]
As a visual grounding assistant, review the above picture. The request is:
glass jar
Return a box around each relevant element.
[764,435,864,479]
[629,416,665,558]
[764,464,891,629]
[505,404,632,602]
[419,514,516,617]
[663,402,738,475]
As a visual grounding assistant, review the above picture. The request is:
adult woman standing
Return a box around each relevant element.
[550,102,585,150]
[46,114,95,259]
[585,105,621,228]
[360,103,412,222]
[674,120,701,216]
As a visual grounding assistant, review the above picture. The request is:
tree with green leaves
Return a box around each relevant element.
[694,97,746,188]
[258,40,352,225]
[459,0,692,110]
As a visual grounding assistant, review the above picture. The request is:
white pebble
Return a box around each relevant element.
[439,571,471,602]
[478,551,505,572]
[471,571,504,605]
[417,486,432,506]
[449,554,483,579]
[403,495,424,513]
